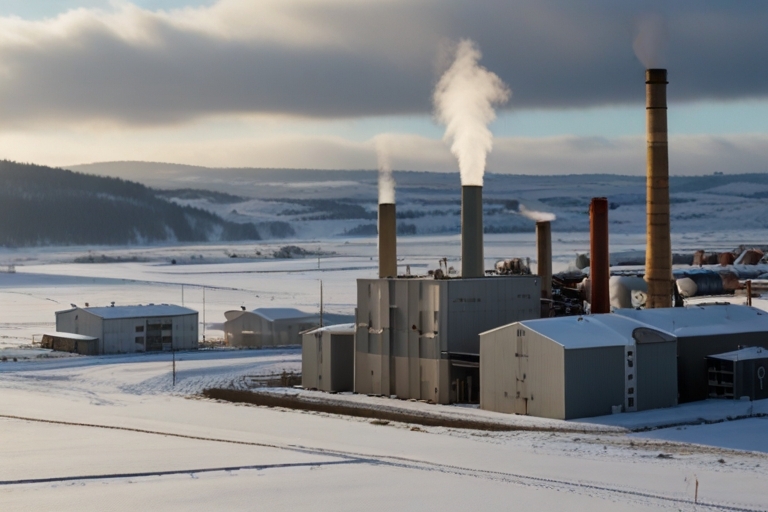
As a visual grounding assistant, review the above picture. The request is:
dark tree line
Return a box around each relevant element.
[0,160,259,247]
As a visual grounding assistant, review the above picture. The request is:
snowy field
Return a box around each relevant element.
[2,235,768,510]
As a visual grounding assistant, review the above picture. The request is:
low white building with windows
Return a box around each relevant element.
[55,304,198,355]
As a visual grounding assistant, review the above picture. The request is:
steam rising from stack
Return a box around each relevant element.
[375,137,397,278]
[434,39,509,278]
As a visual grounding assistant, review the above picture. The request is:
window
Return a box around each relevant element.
[135,325,144,333]
[135,337,144,344]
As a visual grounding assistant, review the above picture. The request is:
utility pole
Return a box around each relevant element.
[202,286,206,344]
[181,284,185,307]
[320,280,324,328]
[172,340,176,387]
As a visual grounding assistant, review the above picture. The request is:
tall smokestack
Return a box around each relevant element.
[536,221,552,300]
[590,197,610,314]
[461,185,484,278]
[644,69,672,308]
[378,203,397,278]
[376,136,397,278]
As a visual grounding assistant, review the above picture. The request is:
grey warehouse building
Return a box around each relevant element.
[355,276,540,404]
[224,307,353,348]
[480,314,677,420]
[616,305,768,402]
[302,323,355,392]
[55,304,198,354]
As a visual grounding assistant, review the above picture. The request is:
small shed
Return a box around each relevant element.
[707,346,768,401]
[616,305,768,402]
[480,314,677,420]
[302,323,356,392]
[55,304,198,354]
[41,332,99,355]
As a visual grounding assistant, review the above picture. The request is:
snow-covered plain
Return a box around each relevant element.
[2,236,768,511]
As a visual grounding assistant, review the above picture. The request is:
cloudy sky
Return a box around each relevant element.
[0,0,767,175]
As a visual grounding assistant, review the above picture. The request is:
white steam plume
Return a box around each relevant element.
[633,13,668,68]
[375,135,395,204]
[433,39,510,187]
[519,205,556,223]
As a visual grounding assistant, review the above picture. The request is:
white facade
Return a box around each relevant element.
[302,323,355,392]
[55,304,198,355]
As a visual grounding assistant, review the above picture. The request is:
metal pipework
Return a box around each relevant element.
[590,197,610,314]
[378,203,397,278]
[461,185,484,278]
[645,68,672,308]
[536,221,552,300]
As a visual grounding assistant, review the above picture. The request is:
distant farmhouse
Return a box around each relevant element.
[224,307,352,348]
[55,304,198,355]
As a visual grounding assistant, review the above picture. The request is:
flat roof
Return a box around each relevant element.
[615,305,768,337]
[708,346,768,362]
[59,304,197,320]
[305,323,356,334]
[512,314,673,350]
[43,332,98,341]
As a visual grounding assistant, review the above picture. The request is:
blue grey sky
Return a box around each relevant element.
[0,0,766,174]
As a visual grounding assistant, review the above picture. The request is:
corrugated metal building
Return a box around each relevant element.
[707,346,768,401]
[41,332,99,355]
[480,314,678,420]
[55,304,198,354]
[616,305,768,402]
[355,276,540,404]
[302,323,355,392]
[224,308,353,348]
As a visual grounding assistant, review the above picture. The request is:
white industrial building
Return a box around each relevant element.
[302,323,355,392]
[480,314,678,420]
[55,304,198,355]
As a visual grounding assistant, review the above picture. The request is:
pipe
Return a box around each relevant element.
[536,221,552,300]
[378,203,397,278]
[645,68,672,308]
[590,197,610,314]
[461,185,484,278]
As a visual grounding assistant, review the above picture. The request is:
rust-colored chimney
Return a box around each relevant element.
[645,69,672,308]
[536,221,552,300]
[590,197,610,314]
[378,203,397,278]
[461,185,484,278]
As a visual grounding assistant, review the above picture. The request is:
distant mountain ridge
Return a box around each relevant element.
[0,160,261,247]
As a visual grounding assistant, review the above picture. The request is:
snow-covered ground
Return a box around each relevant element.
[2,238,768,511]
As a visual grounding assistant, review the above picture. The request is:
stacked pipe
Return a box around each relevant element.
[644,69,672,308]
[461,185,484,278]
[536,221,552,300]
[378,203,397,278]
[590,197,610,314]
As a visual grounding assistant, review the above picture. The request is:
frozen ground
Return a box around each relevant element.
[2,237,768,510]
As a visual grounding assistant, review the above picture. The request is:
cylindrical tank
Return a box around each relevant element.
[461,185,484,278]
[378,203,397,278]
[645,68,672,308]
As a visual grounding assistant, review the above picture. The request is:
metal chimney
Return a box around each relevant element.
[378,203,397,278]
[590,197,610,314]
[536,221,552,300]
[461,185,484,278]
[644,69,672,308]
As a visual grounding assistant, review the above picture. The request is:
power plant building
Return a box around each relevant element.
[480,314,677,420]
[354,276,541,404]
[55,304,198,354]
[302,323,355,392]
